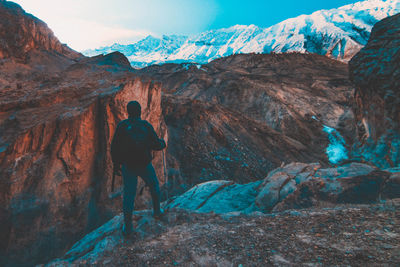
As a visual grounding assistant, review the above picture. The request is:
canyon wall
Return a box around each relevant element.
[139,53,355,191]
[349,13,400,168]
[0,2,167,264]
[0,0,80,60]
[0,58,167,265]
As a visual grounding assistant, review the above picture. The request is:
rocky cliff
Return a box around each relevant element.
[161,95,326,197]
[0,2,167,265]
[138,53,355,192]
[0,1,80,60]
[349,13,400,168]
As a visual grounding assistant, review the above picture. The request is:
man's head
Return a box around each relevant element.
[127,101,141,118]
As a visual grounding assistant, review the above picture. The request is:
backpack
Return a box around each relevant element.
[121,119,152,167]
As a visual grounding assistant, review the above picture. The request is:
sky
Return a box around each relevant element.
[13,0,358,51]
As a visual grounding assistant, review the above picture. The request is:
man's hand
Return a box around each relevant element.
[113,164,122,176]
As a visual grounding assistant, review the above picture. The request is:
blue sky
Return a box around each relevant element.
[14,0,358,51]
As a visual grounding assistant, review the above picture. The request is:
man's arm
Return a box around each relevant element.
[111,122,124,168]
[144,121,166,151]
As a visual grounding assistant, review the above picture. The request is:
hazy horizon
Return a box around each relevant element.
[14,0,358,51]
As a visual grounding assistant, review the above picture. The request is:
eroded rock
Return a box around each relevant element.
[349,13,400,168]
[0,2,166,265]
[140,53,355,189]
[165,162,394,214]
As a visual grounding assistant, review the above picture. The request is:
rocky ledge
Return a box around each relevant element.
[46,162,400,266]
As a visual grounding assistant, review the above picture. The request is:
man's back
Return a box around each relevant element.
[111,117,166,169]
[111,101,166,236]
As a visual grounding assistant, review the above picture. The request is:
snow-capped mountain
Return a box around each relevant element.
[83,0,400,68]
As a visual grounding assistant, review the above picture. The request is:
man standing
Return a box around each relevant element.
[111,101,166,235]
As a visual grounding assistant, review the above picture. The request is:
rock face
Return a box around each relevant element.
[349,13,400,168]
[0,1,80,60]
[138,53,355,191]
[0,2,167,265]
[164,162,396,214]
[141,53,354,140]
[161,94,328,197]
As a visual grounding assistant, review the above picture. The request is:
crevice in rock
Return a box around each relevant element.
[196,181,235,210]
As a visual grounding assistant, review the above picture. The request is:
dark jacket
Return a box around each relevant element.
[111,117,166,168]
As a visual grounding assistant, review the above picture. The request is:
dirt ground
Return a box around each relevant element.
[85,199,400,266]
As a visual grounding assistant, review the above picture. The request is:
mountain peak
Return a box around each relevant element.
[83,0,400,68]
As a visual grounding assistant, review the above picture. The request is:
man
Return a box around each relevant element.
[111,101,166,236]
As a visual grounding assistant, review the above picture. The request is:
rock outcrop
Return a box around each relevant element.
[138,53,355,190]
[45,163,400,266]
[0,1,80,60]
[349,13,400,168]
[161,95,330,197]
[0,60,167,265]
[165,162,397,214]
[141,53,353,136]
[0,2,167,265]
[49,200,400,266]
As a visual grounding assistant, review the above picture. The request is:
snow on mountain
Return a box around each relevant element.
[84,35,188,68]
[83,0,400,68]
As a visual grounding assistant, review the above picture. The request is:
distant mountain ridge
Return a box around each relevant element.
[83,0,400,68]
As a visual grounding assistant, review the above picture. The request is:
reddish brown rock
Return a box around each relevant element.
[0,1,80,60]
[138,53,354,191]
[162,95,328,197]
[0,2,167,265]
[139,52,354,141]
[0,62,167,265]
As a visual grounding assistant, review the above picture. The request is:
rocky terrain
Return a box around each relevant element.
[0,0,79,60]
[139,53,355,192]
[70,201,400,266]
[46,10,400,267]
[0,1,167,265]
[349,13,400,168]
[140,53,353,136]
[46,162,400,266]
[1,0,399,266]
[161,94,329,197]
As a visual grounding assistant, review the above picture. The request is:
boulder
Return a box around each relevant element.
[167,162,394,214]
[274,163,391,211]
[381,171,400,199]
[165,180,261,214]
[255,163,321,212]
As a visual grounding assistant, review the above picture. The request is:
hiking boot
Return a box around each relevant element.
[122,222,133,236]
[153,208,165,220]
[122,214,134,236]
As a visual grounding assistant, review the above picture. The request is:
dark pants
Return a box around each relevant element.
[122,163,161,225]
